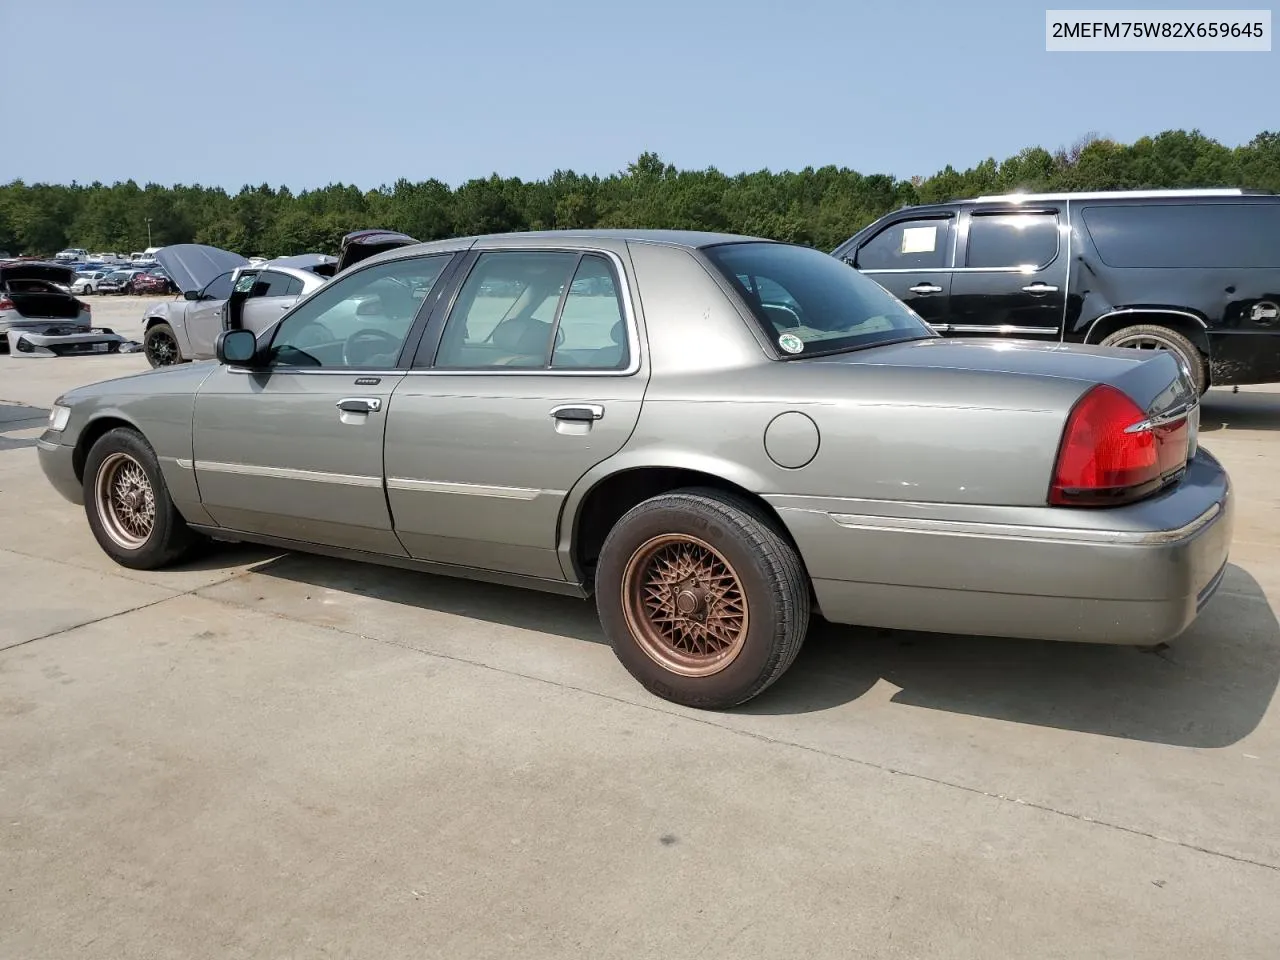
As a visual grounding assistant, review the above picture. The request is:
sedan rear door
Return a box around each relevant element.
[383,244,647,581]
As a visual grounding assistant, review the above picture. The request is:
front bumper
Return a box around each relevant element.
[37,432,83,505]
[769,449,1233,646]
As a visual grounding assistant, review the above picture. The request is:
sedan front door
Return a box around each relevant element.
[190,254,456,555]
[383,247,647,581]
[183,270,237,359]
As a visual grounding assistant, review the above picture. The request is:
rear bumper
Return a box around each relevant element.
[769,448,1233,645]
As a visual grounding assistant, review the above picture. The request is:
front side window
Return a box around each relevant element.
[965,211,1060,269]
[705,241,935,357]
[264,255,450,369]
[855,217,952,270]
[432,251,630,371]
[201,271,235,301]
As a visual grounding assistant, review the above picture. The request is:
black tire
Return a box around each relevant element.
[596,487,810,709]
[1100,324,1208,395]
[144,321,183,367]
[83,427,201,570]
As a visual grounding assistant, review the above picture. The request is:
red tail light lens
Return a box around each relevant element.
[1049,384,1190,507]
[0,298,13,311]
[79,300,91,311]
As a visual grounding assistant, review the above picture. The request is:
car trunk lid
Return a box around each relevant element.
[335,230,419,273]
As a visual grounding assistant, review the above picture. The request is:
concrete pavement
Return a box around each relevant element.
[2,311,1279,958]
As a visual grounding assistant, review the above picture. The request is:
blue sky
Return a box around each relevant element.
[3,0,1273,189]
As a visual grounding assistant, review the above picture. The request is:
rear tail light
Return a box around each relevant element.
[1049,384,1191,507]
[0,298,13,311]
[79,300,91,311]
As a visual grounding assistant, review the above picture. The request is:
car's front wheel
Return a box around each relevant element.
[596,488,811,709]
[143,322,183,367]
[83,427,201,569]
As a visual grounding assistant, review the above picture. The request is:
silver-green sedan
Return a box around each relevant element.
[37,230,1233,709]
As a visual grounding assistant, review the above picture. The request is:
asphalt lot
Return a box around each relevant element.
[3,294,1280,958]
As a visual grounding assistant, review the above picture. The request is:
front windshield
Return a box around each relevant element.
[702,241,936,357]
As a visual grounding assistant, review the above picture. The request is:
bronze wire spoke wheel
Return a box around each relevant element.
[621,533,750,678]
[95,452,156,549]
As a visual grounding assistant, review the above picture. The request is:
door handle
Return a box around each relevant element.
[1022,283,1059,294]
[550,403,604,422]
[908,283,943,295]
[336,397,382,414]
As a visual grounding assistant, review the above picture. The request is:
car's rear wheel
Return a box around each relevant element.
[83,427,201,569]
[1100,324,1208,395]
[596,488,810,709]
[144,322,183,367]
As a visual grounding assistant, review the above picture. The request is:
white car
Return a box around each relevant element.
[71,270,111,294]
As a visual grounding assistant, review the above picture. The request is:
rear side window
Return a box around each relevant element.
[1081,203,1280,269]
[855,217,952,270]
[965,211,1060,269]
[705,241,935,357]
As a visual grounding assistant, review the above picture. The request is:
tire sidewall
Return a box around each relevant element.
[1103,325,1207,394]
[145,323,180,367]
[596,497,793,707]
[83,428,182,569]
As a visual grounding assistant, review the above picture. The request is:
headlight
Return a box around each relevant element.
[48,403,72,432]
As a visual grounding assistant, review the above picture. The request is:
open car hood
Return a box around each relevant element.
[336,230,419,273]
[0,261,76,284]
[154,244,249,295]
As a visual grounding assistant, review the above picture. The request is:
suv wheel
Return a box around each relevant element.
[1100,324,1208,395]
[595,487,810,709]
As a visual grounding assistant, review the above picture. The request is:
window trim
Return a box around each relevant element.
[411,246,642,378]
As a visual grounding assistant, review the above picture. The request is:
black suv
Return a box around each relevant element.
[832,188,1280,393]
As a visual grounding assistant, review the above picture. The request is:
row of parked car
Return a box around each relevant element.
[69,266,176,296]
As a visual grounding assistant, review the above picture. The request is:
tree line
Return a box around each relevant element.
[2,129,1277,259]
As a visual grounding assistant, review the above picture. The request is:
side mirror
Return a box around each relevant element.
[216,328,258,366]
[183,289,200,301]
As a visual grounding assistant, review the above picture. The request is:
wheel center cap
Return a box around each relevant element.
[675,588,704,616]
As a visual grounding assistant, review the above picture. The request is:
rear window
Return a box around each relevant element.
[1080,202,1280,269]
[703,242,935,357]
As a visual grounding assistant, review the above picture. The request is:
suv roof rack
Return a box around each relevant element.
[966,188,1252,203]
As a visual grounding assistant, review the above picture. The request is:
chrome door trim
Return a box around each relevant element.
[195,460,383,487]
[930,324,1053,335]
[385,477,563,500]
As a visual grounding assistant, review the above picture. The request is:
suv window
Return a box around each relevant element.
[965,211,1060,269]
[855,217,952,270]
[1080,202,1280,269]
[432,251,579,369]
[705,241,934,357]
[264,255,450,369]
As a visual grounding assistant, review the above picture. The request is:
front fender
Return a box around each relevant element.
[143,301,194,354]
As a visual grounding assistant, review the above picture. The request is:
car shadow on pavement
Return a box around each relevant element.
[746,563,1279,748]
[0,400,49,451]
[246,551,1278,748]
[1199,389,1280,432]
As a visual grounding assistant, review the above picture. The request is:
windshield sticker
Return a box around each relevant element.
[900,225,938,254]
[778,333,804,354]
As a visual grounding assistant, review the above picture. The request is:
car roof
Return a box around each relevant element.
[351,228,774,273]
